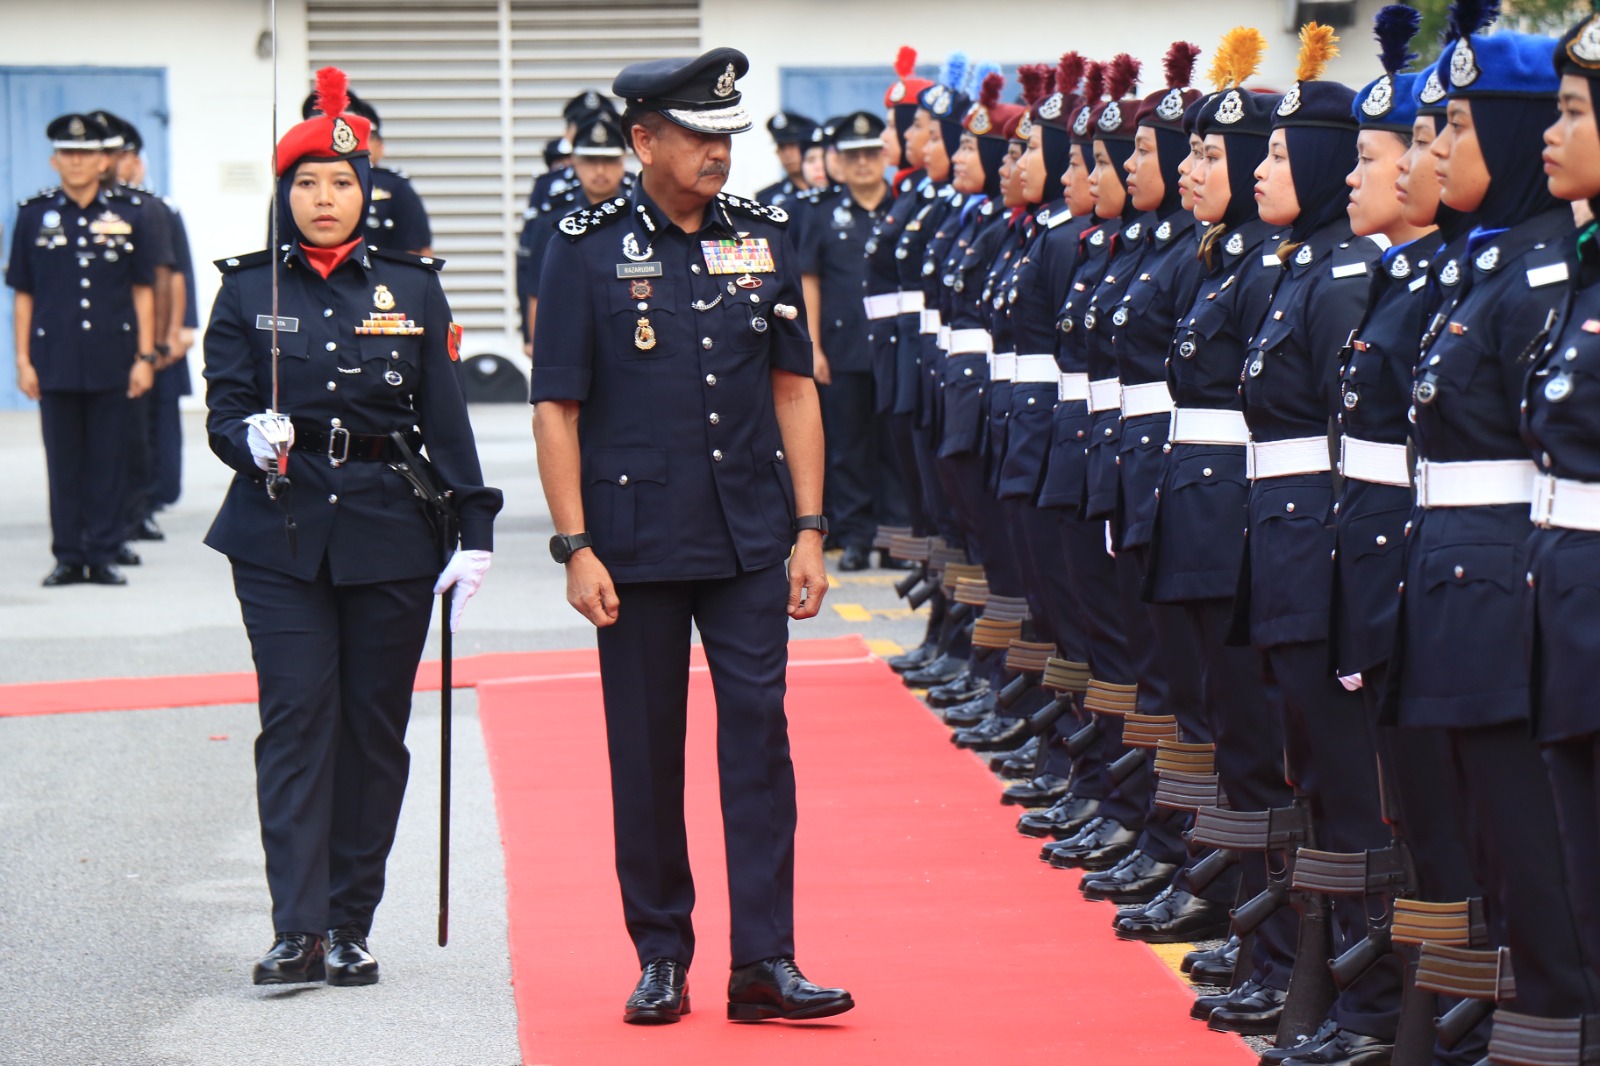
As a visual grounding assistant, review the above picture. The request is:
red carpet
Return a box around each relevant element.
[479,636,1252,1065]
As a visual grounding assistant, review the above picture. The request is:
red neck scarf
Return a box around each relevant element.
[299,236,364,279]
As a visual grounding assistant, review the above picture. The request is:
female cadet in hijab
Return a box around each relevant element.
[202,66,502,987]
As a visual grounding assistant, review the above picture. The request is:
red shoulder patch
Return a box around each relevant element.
[447,322,463,362]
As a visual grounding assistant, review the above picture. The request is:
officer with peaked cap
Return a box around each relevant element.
[754,110,816,207]
[526,90,619,212]
[530,46,853,1027]
[6,113,158,586]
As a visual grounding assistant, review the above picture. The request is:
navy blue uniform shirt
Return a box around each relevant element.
[797,183,889,374]
[529,184,812,583]
[366,166,432,252]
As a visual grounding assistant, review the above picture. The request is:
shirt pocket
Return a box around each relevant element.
[1172,299,1233,388]
[583,447,669,563]
[358,331,424,389]
[1412,540,1523,695]
[608,287,679,362]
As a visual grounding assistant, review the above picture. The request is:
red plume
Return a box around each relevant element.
[1106,53,1141,101]
[1082,61,1105,107]
[1164,42,1201,90]
[895,45,917,79]
[1057,52,1085,96]
[1018,64,1050,108]
[978,71,1004,110]
[314,66,350,120]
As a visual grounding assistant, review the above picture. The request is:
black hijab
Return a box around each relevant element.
[1284,126,1358,240]
[1152,126,1189,217]
[1463,96,1563,230]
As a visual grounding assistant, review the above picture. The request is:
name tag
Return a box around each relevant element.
[1261,254,1281,268]
[1409,277,1427,292]
[616,262,663,279]
[256,315,300,332]
[1527,262,1570,288]
[1331,262,1369,279]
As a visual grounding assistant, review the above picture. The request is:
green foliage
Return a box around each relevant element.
[1407,0,1590,61]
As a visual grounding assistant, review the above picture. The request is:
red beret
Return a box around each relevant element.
[275,67,371,176]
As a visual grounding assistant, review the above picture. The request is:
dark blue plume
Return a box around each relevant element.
[1374,4,1422,75]
[1446,0,1500,42]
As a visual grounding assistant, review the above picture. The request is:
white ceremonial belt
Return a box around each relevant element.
[1168,407,1249,446]
[1247,436,1332,480]
[1532,474,1600,531]
[863,293,900,320]
[948,328,993,356]
[1415,459,1537,508]
[1088,377,1122,413]
[938,326,951,351]
[1058,372,1091,402]
[1015,355,1059,383]
[989,352,1017,381]
[921,309,942,335]
[898,290,926,314]
[1339,436,1411,488]
[1121,381,1175,418]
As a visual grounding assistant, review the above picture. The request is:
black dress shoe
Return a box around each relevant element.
[136,516,165,541]
[903,654,968,688]
[114,544,142,566]
[1186,935,1240,984]
[1114,887,1231,943]
[1278,1027,1394,1065]
[886,643,936,673]
[1259,1019,1341,1063]
[839,545,871,571]
[1192,978,1256,1021]
[992,734,1040,775]
[1207,981,1288,1036]
[940,692,996,727]
[625,958,689,1024]
[252,932,326,985]
[953,715,1031,751]
[878,551,917,570]
[727,957,853,1021]
[1002,773,1069,807]
[1081,849,1179,903]
[325,923,379,986]
[925,670,986,706]
[1047,819,1138,869]
[42,564,86,587]
[85,564,128,586]
[1018,795,1102,839]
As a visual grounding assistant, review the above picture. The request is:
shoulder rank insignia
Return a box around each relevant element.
[215,249,272,273]
[558,197,630,241]
[371,246,444,270]
[717,192,789,226]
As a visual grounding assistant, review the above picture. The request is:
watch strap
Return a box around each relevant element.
[794,514,828,535]
[551,531,593,562]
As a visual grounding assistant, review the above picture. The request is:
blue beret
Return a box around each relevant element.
[918,82,971,121]
[613,47,752,134]
[1415,59,1449,115]
[1441,30,1558,99]
[1355,71,1421,130]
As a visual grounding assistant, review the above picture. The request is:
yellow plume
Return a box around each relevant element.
[1295,22,1339,83]
[1208,26,1267,91]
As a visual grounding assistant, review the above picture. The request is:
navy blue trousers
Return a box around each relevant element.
[232,559,434,935]
[1543,736,1600,1004]
[597,564,798,969]
[39,389,131,567]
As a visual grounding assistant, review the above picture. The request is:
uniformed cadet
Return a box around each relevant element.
[6,113,157,587]
[753,110,815,208]
[529,47,853,1025]
[300,90,434,255]
[1391,3,1598,1034]
[798,110,906,571]
[519,113,628,355]
[202,68,502,986]
[543,135,570,173]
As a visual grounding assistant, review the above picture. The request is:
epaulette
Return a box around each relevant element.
[1523,242,1571,290]
[110,184,147,206]
[717,192,789,227]
[1330,239,1378,280]
[1046,211,1074,230]
[18,186,60,208]
[557,196,630,241]
[215,250,272,272]
[382,166,411,180]
[371,246,445,271]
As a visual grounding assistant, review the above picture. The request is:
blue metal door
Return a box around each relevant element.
[0,66,168,410]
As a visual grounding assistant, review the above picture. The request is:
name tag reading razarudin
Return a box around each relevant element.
[255,315,300,332]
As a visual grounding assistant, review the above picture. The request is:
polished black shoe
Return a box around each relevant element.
[85,564,128,586]
[1002,773,1069,807]
[1259,1019,1341,1063]
[886,643,936,673]
[1019,795,1102,839]
[878,551,916,570]
[325,923,379,986]
[136,516,165,541]
[114,544,142,566]
[42,563,86,587]
[1047,819,1138,869]
[625,958,689,1024]
[953,715,1031,751]
[1278,1027,1394,1065]
[839,545,871,571]
[1186,935,1240,984]
[903,654,968,688]
[252,932,326,985]
[1081,849,1178,903]
[1206,981,1288,1036]
[1115,887,1231,943]
[992,735,1040,775]
[940,692,996,727]
[1192,978,1254,1021]
[727,957,853,1021]
[925,670,986,706]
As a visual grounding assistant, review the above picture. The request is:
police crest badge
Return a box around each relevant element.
[332,117,359,154]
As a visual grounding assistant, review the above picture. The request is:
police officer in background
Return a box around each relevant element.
[203,68,501,986]
[519,113,629,355]
[300,90,433,256]
[799,110,907,571]
[754,111,815,208]
[7,114,157,586]
[531,46,853,1026]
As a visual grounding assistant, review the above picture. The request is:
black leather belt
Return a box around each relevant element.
[291,418,421,465]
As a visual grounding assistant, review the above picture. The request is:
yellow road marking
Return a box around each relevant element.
[831,603,873,622]
[1146,941,1198,982]
[865,639,905,657]
[829,573,902,586]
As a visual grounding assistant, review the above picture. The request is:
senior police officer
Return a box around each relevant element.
[7,113,157,586]
[530,47,854,1026]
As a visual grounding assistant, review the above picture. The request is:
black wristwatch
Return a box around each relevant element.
[136,351,159,365]
[154,343,171,357]
[549,532,593,563]
[794,514,828,536]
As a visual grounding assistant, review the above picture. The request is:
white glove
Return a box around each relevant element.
[244,411,294,472]
[1338,672,1364,692]
[1105,521,1116,558]
[434,549,492,632]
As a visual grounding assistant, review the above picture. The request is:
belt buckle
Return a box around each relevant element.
[327,425,351,467]
[1532,476,1555,529]
[1245,440,1258,481]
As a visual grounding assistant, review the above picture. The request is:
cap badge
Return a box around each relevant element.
[1225,232,1244,256]
[1571,16,1600,67]
[968,106,992,135]
[853,114,871,135]
[1390,253,1411,279]
[1361,76,1395,118]
[68,116,85,137]
[1156,88,1186,122]
[1039,93,1063,120]
[772,113,788,130]
[332,117,359,154]
[1097,100,1122,132]
[373,285,395,311]
[715,64,737,99]
[1277,85,1303,117]
[593,125,609,144]
[1420,68,1446,105]
[1440,259,1460,286]
[889,81,906,103]
[634,317,657,350]
[1450,38,1480,88]
[1016,114,1034,139]
[925,86,952,117]
[584,91,601,110]
[1476,246,1499,272]
[1072,107,1091,136]
[1295,243,1314,266]
[1215,90,1245,125]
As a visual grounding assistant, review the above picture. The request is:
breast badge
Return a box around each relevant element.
[635,317,657,351]
[373,285,396,311]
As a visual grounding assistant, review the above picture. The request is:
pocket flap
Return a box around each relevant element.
[1422,542,1516,592]
[585,447,667,486]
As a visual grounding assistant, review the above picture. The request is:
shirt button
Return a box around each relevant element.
[1528,571,1536,588]
[1140,435,1150,445]
[705,374,717,386]
[708,412,720,424]
[327,381,337,390]
[323,308,333,318]
[391,351,399,359]
[1202,467,1213,477]
[1455,565,1465,579]
[1104,428,1113,437]
[80,278,90,289]
[637,302,648,311]
[713,449,724,461]
[619,474,629,486]
[692,264,702,274]
[776,449,785,460]
[702,337,713,349]
[80,298,90,309]
[81,320,91,330]
[1027,396,1036,405]
[1376,535,1388,545]
[1286,502,1295,512]
[328,494,338,504]
[326,341,337,352]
